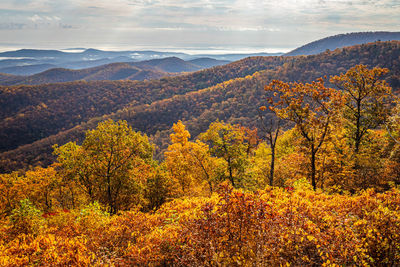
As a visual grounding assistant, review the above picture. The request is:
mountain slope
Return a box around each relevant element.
[285,31,400,56]
[0,63,166,85]
[0,64,58,76]
[28,63,167,84]
[130,57,201,73]
[0,73,21,84]
[188,58,231,69]
[1,41,399,173]
[0,56,288,154]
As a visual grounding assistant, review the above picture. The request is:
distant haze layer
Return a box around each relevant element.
[0,45,289,55]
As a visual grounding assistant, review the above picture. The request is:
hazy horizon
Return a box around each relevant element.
[0,44,290,54]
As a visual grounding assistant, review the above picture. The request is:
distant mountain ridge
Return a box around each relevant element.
[188,58,230,69]
[0,64,58,76]
[285,31,400,56]
[131,57,200,73]
[0,57,230,85]
[0,48,280,76]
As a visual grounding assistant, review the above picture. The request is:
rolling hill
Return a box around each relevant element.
[0,64,58,76]
[1,41,399,173]
[0,57,232,86]
[130,57,200,73]
[188,58,231,69]
[0,56,288,156]
[285,31,400,56]
[0,63,167,86]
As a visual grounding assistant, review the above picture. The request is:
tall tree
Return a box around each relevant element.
[54,119,154,214]
[199,121,253,187]
[265,78,344,190]
[330,64,394,153]
[165,121,223,196]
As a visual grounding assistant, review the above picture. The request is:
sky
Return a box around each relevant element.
[0,0,399,53]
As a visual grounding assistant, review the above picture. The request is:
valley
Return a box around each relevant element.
[1,37,399,173]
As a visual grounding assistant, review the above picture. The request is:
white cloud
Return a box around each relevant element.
[29,15,61,21]
[29,14,42,22]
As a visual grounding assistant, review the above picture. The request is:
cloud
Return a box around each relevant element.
[29,14,61,22]
[0,0,399,50]
[29,14,42,22]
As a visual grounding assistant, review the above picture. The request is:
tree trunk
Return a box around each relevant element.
[227,156,234,186]
[311,145,317,191]
[270,147,275,186]
[107,175,114,214]
[355,98,361,153]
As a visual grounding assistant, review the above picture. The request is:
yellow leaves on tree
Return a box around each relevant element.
[54,119,157,214]
[165,120,224,197]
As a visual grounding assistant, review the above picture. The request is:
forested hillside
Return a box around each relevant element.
[286,31,400,56]
[0,56,288,155]
[1,41,399,173]
[0,63,168,86]
[1,94,399,264]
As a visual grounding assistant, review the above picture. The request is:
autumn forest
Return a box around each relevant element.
[1,39,400,265]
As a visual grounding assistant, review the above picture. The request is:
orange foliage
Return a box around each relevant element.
[1,185,399,266]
